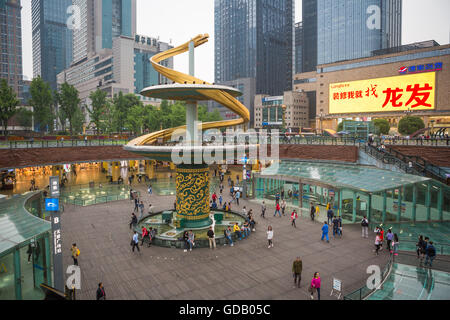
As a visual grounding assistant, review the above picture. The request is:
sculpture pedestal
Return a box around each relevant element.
[175,164,212,229]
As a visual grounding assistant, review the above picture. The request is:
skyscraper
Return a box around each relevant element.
[0,0,23,102]
[214,0,294,96]
[295,22,303,74]
[71,0,136,64]
[302,0,402,72]
[32,0,73,91]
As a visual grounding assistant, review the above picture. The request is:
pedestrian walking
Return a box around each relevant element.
[71,243,80,266]
[134,197,139,212]
[129,213,137,230]
[261,201,266,218]
[424,241,436,267]
[321,222,329,243]
[292,257,302,288]
[131,232,140,252]
[310,272,321,300]
[386,229,394,252]
[267,226,274,248]
[416,235,426,260]
[361,216,369,238]
[291,210,298,228]
[374,232,381,255]
[242,206,247,216]
[148,185,152,195]
[332,216,340,238]
[310,204,316,221]
[219,194,223,207]
[207,227,216,250]
[236,190,240,206]
[138,201,145,220]
[274,202,281,217]
[391,233,399,258]
[379,227,384,251]
[281,200,286,216]
[275,192,280,204]
[96,283,106,300]
[327,208,334,225]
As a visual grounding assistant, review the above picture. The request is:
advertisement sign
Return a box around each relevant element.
[329,72,436,114]
[399,62,442,75]
[49,176,60,197]
[262,96,283,103]
[51,212,64,292]
[45,198,59,212]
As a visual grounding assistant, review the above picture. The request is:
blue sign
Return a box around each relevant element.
[399,62,442,74]
[45,198,59,212]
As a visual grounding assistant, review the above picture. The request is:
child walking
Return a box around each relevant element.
[267,226,274,248]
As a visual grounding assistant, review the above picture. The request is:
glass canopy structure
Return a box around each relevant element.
[253,161,450,224]
[0,193,52,300]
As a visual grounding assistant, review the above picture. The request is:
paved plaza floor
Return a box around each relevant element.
[61,183,391,300]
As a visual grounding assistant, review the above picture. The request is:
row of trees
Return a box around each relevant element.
[0,77,223,137]
[337,117,425,136]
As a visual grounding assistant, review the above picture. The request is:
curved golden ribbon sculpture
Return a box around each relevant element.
[127,34,250,146]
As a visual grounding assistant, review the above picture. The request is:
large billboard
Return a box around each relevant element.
[329,72,436,114]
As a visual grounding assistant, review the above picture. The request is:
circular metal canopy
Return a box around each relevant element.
[140,84,243,101]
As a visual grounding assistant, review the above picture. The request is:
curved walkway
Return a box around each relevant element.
[60,184,390,300]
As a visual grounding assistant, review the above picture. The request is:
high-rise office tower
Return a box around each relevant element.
[214,0,294,96]
[302,0,402,72]
[32,0,73,91]
[71,0,136,64]
[295,22,303,74]
[0,0,23,102]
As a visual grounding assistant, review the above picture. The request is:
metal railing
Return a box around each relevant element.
[343,255,394,300]
[2,139,130,149]
[383,137,450,147]
[278,136,364,146]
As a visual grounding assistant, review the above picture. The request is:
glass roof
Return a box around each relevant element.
[0,193,51,255]
[261,161,432,193]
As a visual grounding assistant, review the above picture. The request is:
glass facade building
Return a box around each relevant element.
[254,161,450,225]
[0,0,23,102]
[302,0,402,71]
[32,0,73,91]
[214,0,294,96]
[72,0,135,64]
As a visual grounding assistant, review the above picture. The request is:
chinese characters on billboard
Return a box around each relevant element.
[329,72,436,114]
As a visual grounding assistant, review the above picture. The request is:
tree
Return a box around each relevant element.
[125,104,147,135]
[398,116,425,136]
[0,79,20,136]
[16,108,33,128]
[112,92,140,133]
[29,76,54,133]
[88,89,108,134]
[372,118,390,135]
[58,82,82,135]
[198,105,222,122]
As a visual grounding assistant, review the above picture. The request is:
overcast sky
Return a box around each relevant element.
[21,0,450,82]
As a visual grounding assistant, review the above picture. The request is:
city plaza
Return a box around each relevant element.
[0,0,449,304]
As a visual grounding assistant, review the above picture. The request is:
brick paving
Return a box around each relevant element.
[61,183,390,300]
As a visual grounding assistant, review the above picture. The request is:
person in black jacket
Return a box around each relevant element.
[207,227,216,250]
[183,231,189,253]
[96,283,106,300]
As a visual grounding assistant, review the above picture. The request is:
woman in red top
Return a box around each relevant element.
[379,227,384,251]
[141,227,149,246]
[274,202,281,217]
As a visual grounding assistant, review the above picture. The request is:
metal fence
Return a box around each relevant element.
[343,256,394,300]
[2,139,130,149]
